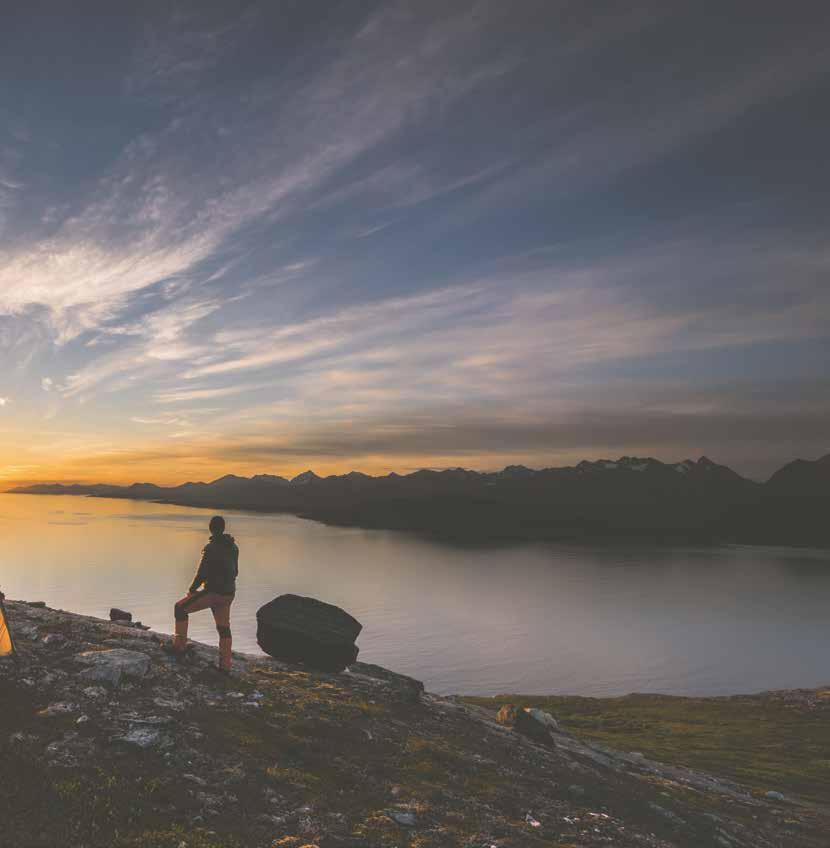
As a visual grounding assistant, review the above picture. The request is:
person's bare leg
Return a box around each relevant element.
[173,592,214,652]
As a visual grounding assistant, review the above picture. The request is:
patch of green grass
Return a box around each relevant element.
[464,691,830,804]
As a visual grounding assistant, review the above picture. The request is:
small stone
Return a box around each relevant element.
[114,727,164,749]
[42,633,67,647]
[153,697,186,711]
[110,608,132,622]
[386,810,418,827]
[765,790,786,802]
[83,686,108,699]
[183,773,208,786]
[37,702,77,717]
[76,715,90,724]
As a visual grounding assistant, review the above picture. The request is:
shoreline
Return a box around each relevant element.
[9,489,830,552]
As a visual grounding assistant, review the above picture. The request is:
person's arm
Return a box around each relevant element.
[188,548,208,594]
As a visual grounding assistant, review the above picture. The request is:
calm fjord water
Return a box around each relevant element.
[2,493,828,696]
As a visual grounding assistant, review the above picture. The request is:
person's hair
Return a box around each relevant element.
[209,515,226,535]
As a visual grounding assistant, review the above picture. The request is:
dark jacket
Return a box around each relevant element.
[189,533,239,595]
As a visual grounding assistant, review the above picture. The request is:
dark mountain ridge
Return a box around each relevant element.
[9,454,830,546]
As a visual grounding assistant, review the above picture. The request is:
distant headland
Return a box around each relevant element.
[9,453,830,546]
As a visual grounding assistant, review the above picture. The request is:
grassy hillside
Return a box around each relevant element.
[465,690,830,805]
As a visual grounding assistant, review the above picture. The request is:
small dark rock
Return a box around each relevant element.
[109,608,132,623]
[386,810,418,827]
[25,601,46,608]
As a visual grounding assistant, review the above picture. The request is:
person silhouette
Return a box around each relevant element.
[165,515,239,672]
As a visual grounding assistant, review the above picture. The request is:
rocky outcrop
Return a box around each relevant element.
[348,662,424,702]
[256,594,361,672]
[1,598,828,848]
[74,647,151,687]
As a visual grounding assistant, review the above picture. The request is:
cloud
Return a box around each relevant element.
[1,2,828,482]
[0,1,516,348]
[154,383,270,404]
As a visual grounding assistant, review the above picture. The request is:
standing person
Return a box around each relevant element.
[165,516,238,673]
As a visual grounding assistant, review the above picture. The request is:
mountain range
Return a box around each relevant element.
[9,454,830,546]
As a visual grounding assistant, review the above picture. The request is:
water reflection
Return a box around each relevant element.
[1,494,828,696]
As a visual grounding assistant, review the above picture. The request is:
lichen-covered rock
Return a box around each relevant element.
[114,727,164,749]
[256,595,361,672]
[74,647,151,686]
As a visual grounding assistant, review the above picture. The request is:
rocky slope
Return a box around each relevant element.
[2,599,829,847]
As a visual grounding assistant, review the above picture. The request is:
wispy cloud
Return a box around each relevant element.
[0,2,828,482]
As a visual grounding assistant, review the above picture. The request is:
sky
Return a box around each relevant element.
[1,0,829,486]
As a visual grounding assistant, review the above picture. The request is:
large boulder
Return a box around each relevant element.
[256,594,362,672]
